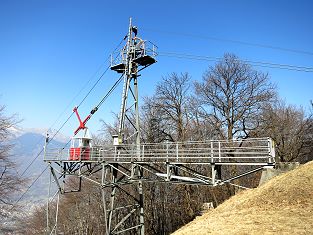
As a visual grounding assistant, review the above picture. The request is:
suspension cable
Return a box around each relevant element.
[13,36,128,208]
[158,51,313,72]
[18,36,127,178]
[10,166,49,211]
[61,72,125,150]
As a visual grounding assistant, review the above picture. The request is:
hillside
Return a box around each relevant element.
[172,161,313,235]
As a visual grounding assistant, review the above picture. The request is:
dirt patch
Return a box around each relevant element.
[172,161,313,235]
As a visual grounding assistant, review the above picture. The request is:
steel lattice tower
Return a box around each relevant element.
[106,18,157,235]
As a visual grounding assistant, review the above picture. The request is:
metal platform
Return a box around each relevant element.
[110,63,126,73]
[110,40,157,73]
[133,55,156,66]
[45,137,275,187]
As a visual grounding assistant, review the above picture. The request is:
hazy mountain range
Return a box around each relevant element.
[1,128,69,232]
[10,128,68,203]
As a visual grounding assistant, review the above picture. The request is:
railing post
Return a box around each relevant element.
[268,138,276,164]
[44,132,49,161]
[210,141,214,163]
[114,146,117,161]
[211,141,216,186]
[142,145,145,161]
[166,141,169,162]
[59,149,63,161]
[166,163,171,181]
[218,141,221,162]
[176,143,179,162]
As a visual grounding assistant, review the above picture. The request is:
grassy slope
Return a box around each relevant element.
[172,161,313,235]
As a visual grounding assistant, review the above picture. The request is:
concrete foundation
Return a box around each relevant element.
[259,162,300,186]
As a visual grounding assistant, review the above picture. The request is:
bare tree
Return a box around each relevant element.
[141,97,172,143]
[194,53,277,140]
[20,178,106,235]
[141,73,226,234]
[144,72,192,142]
[252,101,313,163]
[0,105,24,216]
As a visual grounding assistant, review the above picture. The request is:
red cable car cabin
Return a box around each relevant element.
[69,107,93,160]
[69,134,92,160]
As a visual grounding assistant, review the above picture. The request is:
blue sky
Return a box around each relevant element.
[1,0,312,137]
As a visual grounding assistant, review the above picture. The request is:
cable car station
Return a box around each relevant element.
[44,18,276,235]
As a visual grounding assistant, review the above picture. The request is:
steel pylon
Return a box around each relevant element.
[104,17,157,235]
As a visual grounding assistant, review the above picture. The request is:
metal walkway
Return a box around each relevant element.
[45,137,275,187]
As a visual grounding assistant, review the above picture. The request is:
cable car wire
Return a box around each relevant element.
[61,72,124,149]
[158,51,313,72]
[17,70,124,204]
[94,73,124,110]
[19,112,75,177]
[18,62,110,177]
[16,36,127,198]
[18,62,112,177]
[143,28,313,56]
[47,34,126,133]
[10,166,49,211]
[18,36,127,176]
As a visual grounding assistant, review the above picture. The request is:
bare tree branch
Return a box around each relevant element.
[194,53,277,140]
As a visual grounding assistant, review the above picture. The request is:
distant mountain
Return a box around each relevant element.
[1,130,68,232]
[11,131,67,203]
[9,126,70,143]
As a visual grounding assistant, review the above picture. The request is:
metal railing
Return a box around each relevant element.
[44,137,275,165]
[140,41,158,57]
[110,40,157,68]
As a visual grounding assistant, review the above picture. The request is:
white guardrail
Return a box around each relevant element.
[44,137,275,165]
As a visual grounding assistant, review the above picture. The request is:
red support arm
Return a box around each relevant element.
[73,107,91,135]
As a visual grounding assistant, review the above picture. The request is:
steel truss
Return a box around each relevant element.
[45,137,275,234]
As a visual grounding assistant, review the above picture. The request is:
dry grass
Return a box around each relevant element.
[172,161,313,235]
